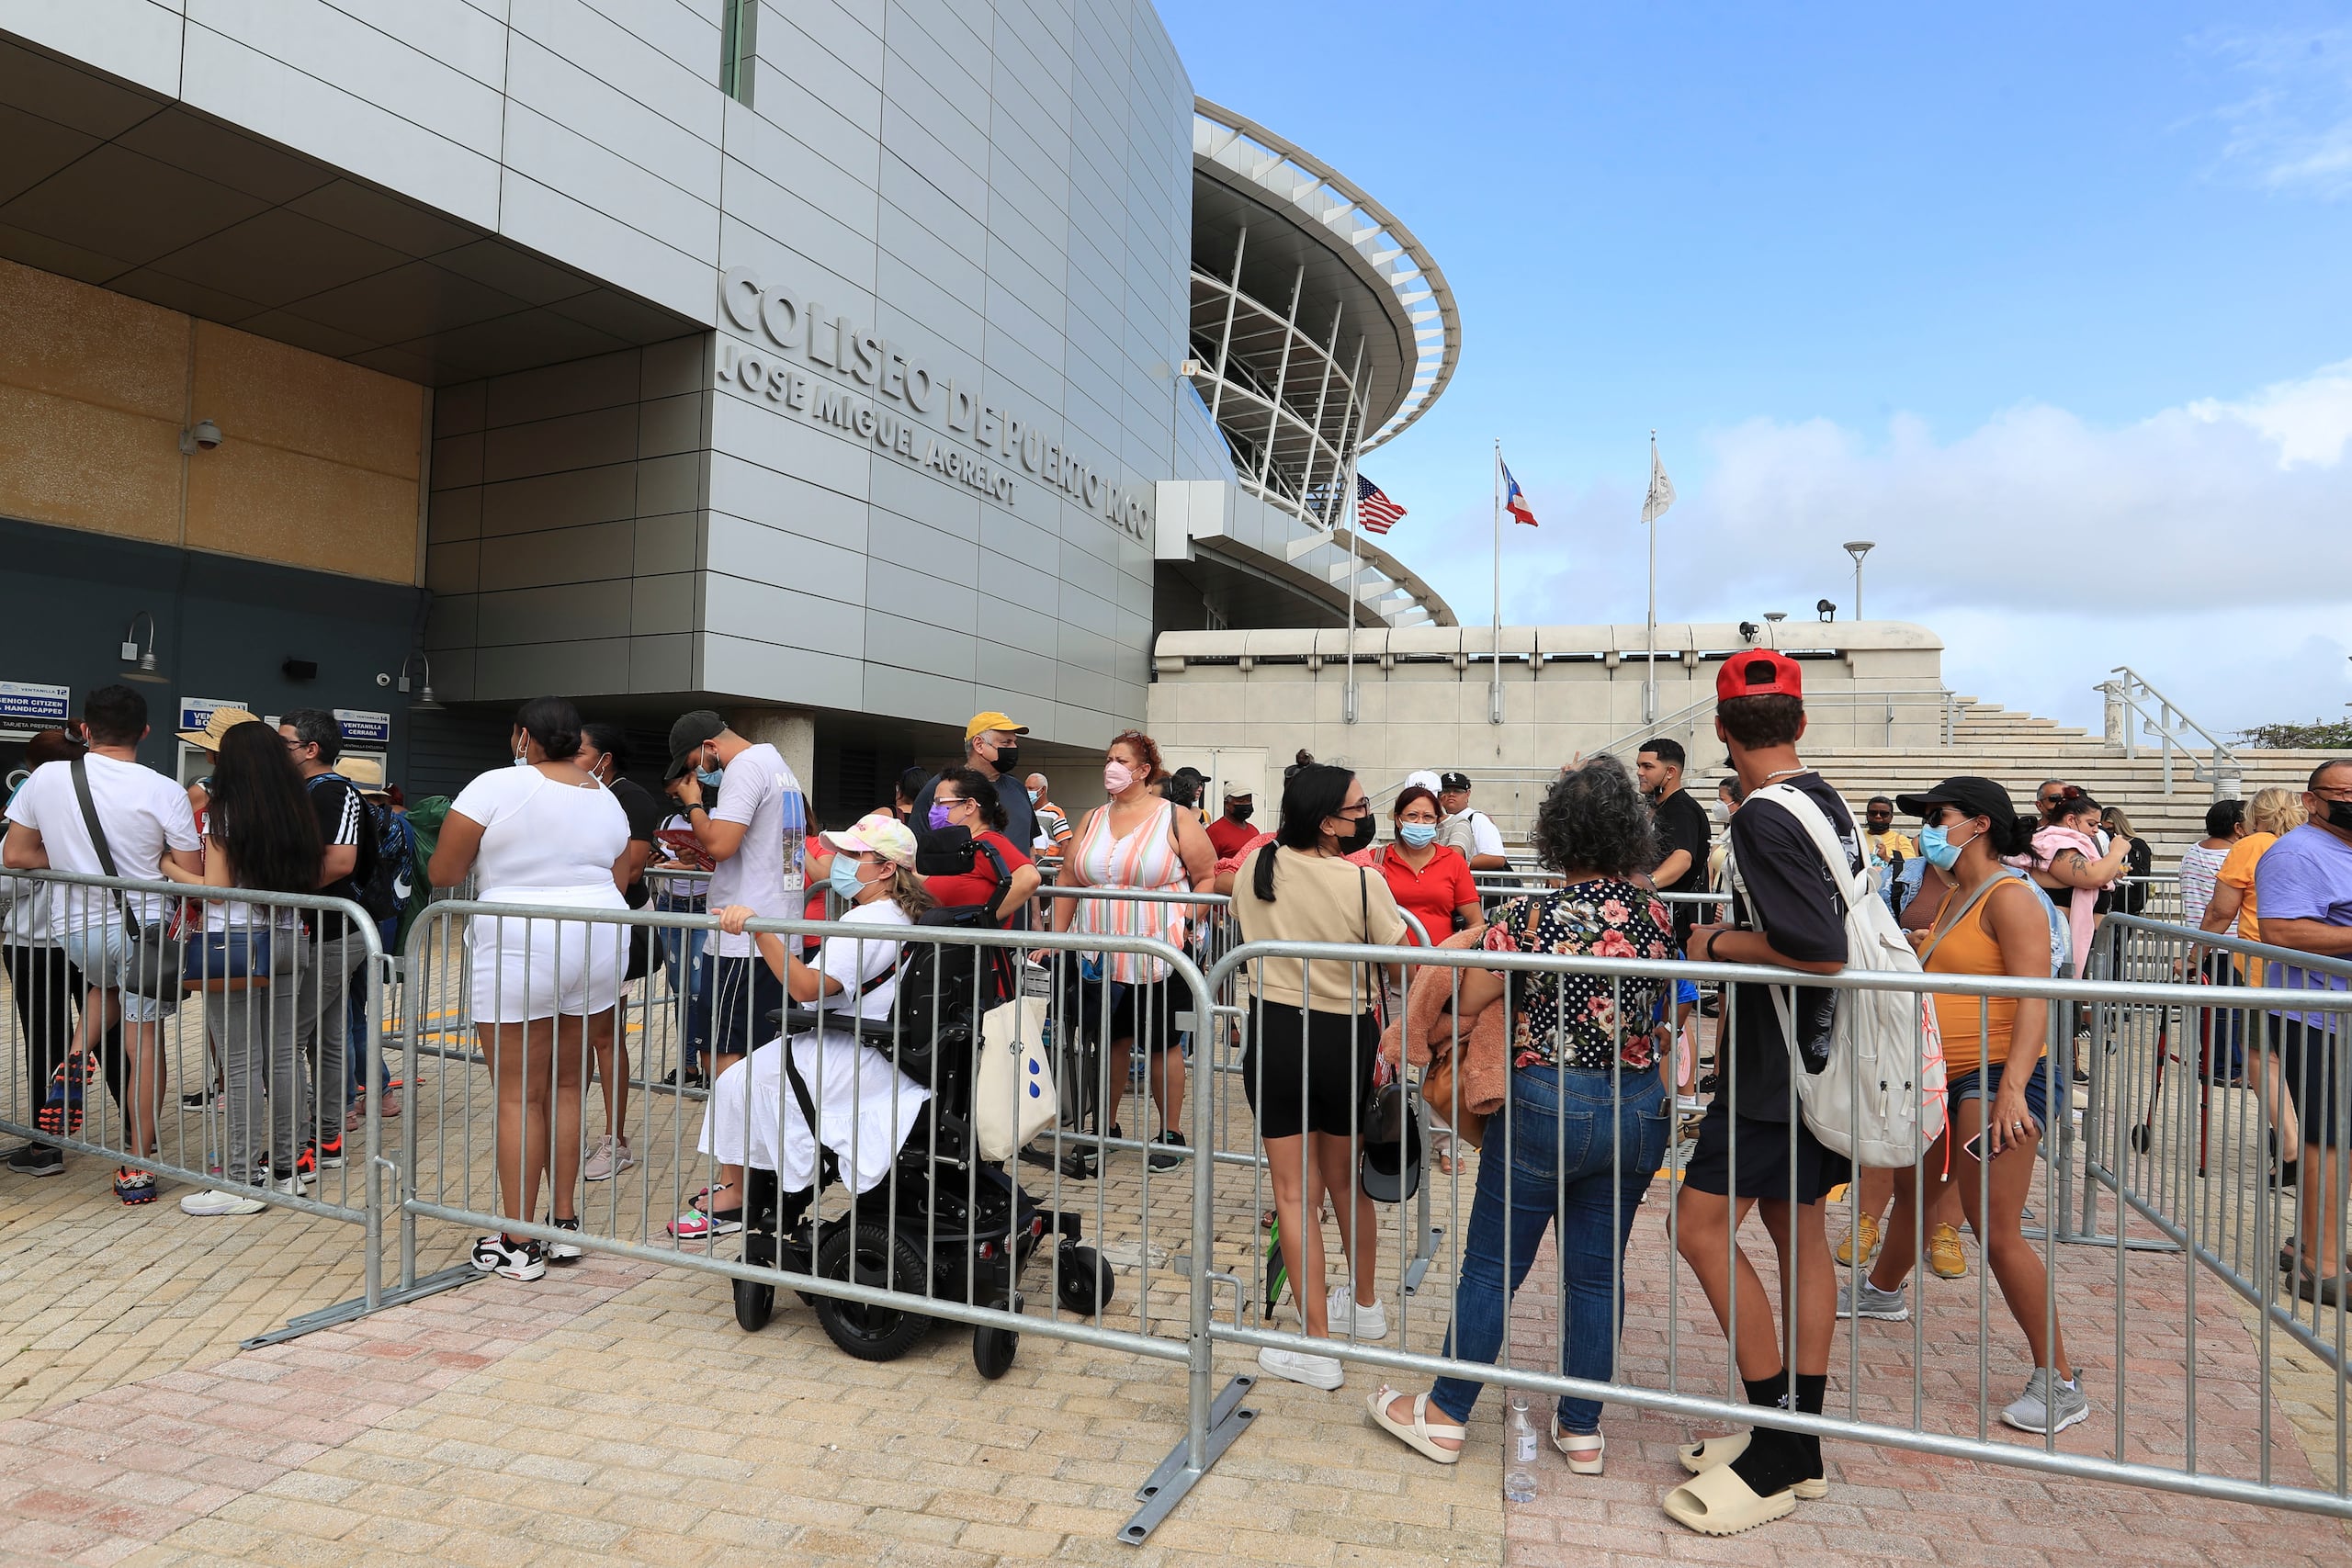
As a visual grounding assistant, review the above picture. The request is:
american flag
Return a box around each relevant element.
[1354,473,1407,535]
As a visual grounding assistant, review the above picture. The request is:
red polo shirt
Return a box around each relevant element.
[1374,842,1477,945]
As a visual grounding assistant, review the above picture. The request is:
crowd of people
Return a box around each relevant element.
[4,675,2348,1537]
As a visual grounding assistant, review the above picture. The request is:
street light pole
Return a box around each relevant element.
[1843,540,1875,621]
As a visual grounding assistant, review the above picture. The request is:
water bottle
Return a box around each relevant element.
[1504,1393,1539,1502]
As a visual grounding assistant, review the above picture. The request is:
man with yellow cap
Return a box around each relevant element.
[909,711,1035,859]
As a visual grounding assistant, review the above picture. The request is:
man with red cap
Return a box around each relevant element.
[1664,649,1857,1535]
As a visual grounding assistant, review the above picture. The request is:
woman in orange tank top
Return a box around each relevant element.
[1848,776,2088,1438]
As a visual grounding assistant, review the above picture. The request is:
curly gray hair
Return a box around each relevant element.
[1531,754,1659,878]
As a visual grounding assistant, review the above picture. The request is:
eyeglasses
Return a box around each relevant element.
[1336,802,1374,819]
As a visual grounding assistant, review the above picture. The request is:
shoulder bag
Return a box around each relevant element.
[69,757,184,1000]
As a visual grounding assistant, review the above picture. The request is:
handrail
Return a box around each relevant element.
[2103,667,2240,796]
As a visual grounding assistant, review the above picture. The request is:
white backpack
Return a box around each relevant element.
[1730,783,1947,1169]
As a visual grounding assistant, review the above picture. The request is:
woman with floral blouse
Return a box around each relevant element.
[1369,755,1676,1474]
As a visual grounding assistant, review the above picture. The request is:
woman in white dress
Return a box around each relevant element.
[675,813,933,1238]
[428,697,630,1280]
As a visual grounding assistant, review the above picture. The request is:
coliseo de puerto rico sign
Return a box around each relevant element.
[715,266,1150,543]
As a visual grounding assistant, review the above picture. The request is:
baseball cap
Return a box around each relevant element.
[1359,1099,1426,1204]
[964,711,1029,740]
[665,709,726,780]
[1894,775,2016,825]
[175,706,260,751]
[822,812,918,868]
[1403,769,1443,795]
[1714,649,1804,703]
[1438,772,1473,794]
[1221,777,1251,799]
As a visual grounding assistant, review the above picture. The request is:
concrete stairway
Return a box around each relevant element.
[1807,700,2345,860]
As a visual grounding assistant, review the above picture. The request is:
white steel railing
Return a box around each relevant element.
[2102,667,2242,797]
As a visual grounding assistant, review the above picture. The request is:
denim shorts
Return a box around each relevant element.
[59,921,179,1023]
[1948,1053,2064,1138]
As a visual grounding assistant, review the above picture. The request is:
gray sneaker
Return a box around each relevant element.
[2000,1368,2089,1435]
[1837,1277,1910,1321]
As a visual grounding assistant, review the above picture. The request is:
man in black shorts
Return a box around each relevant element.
[1667,649,1852,1535]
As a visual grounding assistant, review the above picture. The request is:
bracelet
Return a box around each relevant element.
[1702,930,1722,962]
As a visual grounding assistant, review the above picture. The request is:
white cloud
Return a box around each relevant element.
[2199,27,2352,200]
[1466,359,2352,735]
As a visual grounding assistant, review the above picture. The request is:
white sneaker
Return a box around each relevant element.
[1327,1284,1389,1340]
[266,1174,306,1197]
[582,1134,634,1181]
[180,1187,267,1216]
[1256,1345,1344,1390]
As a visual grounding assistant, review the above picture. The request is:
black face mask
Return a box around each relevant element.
[1227,804,1253,822]
[1866,818,1892,832]
[990,744,1021,776]
[1340,814,1377,854]
[2323,797,2352,832]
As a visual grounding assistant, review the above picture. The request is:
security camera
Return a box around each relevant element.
[179,419,222,455]
[1738,621,1760,641]
[1817,598,1837,621]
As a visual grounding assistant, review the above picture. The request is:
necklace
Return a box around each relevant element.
[1760,766,1806,782]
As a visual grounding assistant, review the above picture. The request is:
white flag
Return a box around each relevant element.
[1642,437,1675,524]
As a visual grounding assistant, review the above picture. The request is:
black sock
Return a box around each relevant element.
[1727,1373,1807,1497]
[1792,1373,1828,1478]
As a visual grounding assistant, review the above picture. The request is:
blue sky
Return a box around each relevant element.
[1162,1,2352,735]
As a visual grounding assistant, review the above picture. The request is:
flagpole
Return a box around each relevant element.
[1491,440,1503,726]
[1344,449,1360,726]
[1645,430,1657,727]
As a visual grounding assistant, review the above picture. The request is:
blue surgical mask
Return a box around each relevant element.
[1397,821,1438,848]
[1918,822,1975,871]
[829,855,868,901]
[696,765,724,791]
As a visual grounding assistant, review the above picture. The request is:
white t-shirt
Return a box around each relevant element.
[1439,807,1506,863]
[810,897,909,1023]
[7,754,200,928]
[706,742,807,958]
[449,766,628,898]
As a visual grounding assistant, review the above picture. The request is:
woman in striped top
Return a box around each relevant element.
[1048,731,1216,1170]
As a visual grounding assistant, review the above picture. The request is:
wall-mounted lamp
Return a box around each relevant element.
[119,610,167,683]
[1737,621,1760,642]
[1816,598,1837,622]
[177,419,222,456]
[1763,611,1788,624]
[397,651,442,711]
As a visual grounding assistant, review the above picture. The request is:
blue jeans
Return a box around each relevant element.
[1430,1065,1671,1434]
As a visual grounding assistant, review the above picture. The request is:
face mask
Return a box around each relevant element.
[696,765,724,791]
[512,751,531,769]
[2322,797,2352,832]
[1103,761,1134,795]
[1340,813,1377,854]
[829,855,870,901]
[1028,786,1043,805]
[1708,801,1729,825]
[1918,822,1978,871]
[1866,818,1892,833]
[1227,803,1253,822]
[990,744,1021,775]
[1397,821,1438,848]
[927,802,956,831]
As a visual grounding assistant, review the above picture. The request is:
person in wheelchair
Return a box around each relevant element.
[671,814,930,1239]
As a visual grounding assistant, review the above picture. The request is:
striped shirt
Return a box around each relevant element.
[1069,798,1191,983]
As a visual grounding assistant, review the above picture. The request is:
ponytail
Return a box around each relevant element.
[1250,840,1281,904]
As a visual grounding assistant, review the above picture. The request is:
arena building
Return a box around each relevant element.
[0,2,1457,812]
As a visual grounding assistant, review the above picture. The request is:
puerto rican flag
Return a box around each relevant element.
[1503,462,1538,526]
[1354,474,1406,535]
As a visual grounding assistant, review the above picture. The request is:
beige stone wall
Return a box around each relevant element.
[0,258,424,584]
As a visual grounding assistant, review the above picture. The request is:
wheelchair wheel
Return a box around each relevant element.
[812,1222,933,1362]
[973,1324,1019,1380]
[733,1278,775,1333]
[1055,1244,1115,1316]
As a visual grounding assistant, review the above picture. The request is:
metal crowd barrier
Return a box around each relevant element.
[2082,913,2352,1374]
[0,866,393,1332]
[12,863,2352,1536]
[1195,932,2352,1523]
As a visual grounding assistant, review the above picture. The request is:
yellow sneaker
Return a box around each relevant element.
[1928,1223,1967,1280]
[1835,1211,1880,1269]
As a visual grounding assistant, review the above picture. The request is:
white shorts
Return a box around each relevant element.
[467,885,628,1024]
[699,1029,931,1195]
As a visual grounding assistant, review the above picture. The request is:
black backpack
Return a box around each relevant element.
[337,780,405,925]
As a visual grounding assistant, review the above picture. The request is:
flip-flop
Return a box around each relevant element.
[1676,1432,1828,1498]
[1663,1462,1798,1536]
[1365,1386,1464,1465]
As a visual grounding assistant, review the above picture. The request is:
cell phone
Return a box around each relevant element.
[1962,1129,1988,1161]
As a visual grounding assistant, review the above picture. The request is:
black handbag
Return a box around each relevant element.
[70,757,184,1000]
